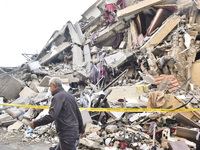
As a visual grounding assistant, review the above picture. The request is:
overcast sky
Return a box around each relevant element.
[0,0,93,67]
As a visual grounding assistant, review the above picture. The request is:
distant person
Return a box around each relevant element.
[30,77,85,150]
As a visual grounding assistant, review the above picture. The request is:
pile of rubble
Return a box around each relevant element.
[1,0,200,149]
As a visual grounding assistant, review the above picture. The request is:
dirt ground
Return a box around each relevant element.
[0,143,51,150]
[0,128,53,150]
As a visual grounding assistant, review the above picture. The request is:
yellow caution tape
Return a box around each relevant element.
[79,108,200,112]
[0,103,200,112]
[0,103,50,109]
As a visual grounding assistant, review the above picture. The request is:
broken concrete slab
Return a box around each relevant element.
[141,15,181,49]
[32,91,50,104]
[74,22,85,43]
[0,113,13,122]
[19,86,37,98]
[81,1,102,21]
[8,120,23,131]
[21,118,30,126]
[81,109,92,126]
[0,118,17,127]
[0,97,3,109]
[40,42,72,65]
[23,108,37,120]
[27,61,41,73]
[67,21,83,45]
[85,123,101,133]
[39,74,80,87]
[79,138,100,149]
[11,96,31,105]
[107,86,147,107]
[39,76,51,87]
[36,23,69,60]
[0,74,25,100]
[107,111,124,120]
[117,0,167,21]
[0,68,5,74]
[83,45,91,71]
[6,108,22,119]
[94,21,126,46]
[36,124,51,135]
[104,52,127,68]
[72,45,84,70]
[75,70,90,81]
[87,132,104,144]
[105,125,117,134]
[29,74,42,93]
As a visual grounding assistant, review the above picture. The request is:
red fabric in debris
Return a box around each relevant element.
[105,4,117,25]
[120,142,128,149]
[105,4,116,12]
[112,33,123,49]
[116,0,127,9]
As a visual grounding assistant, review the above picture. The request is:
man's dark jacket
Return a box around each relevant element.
[34,87,84,136]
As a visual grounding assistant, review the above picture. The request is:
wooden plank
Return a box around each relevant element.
[196,12,200,25]
[195,0,200,9]
[130,20,138,48]
[175,127,198,141]
[141,15,180,49]
[191,61,200,87]
[146,8,171,36]
[174,113,200,128]
[127,27,132,50]
[190,25,200,32]
[135,14,142,34]
[189,5,198,25]
[117,0,166,20]
[149,15,180,45]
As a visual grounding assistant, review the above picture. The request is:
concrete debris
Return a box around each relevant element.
[6,108,22,119]
[19,86,37,98]
[8,120,23,131]
[0,113,13,122]
[0,97,3,109]
[0,74,25,100]
[1,0,200,149]
[81,109,93,126]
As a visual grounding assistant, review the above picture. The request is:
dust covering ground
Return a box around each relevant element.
[0,128,52,150]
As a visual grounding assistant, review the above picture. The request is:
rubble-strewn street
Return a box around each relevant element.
[1,0,200,149]
[0,127,51,150]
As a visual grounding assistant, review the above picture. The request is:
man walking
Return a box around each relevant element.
[30,77,85,150]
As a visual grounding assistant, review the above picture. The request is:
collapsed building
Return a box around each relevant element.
[0,0,200,149]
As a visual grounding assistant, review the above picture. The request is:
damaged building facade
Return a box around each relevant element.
[0,0,200,149]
